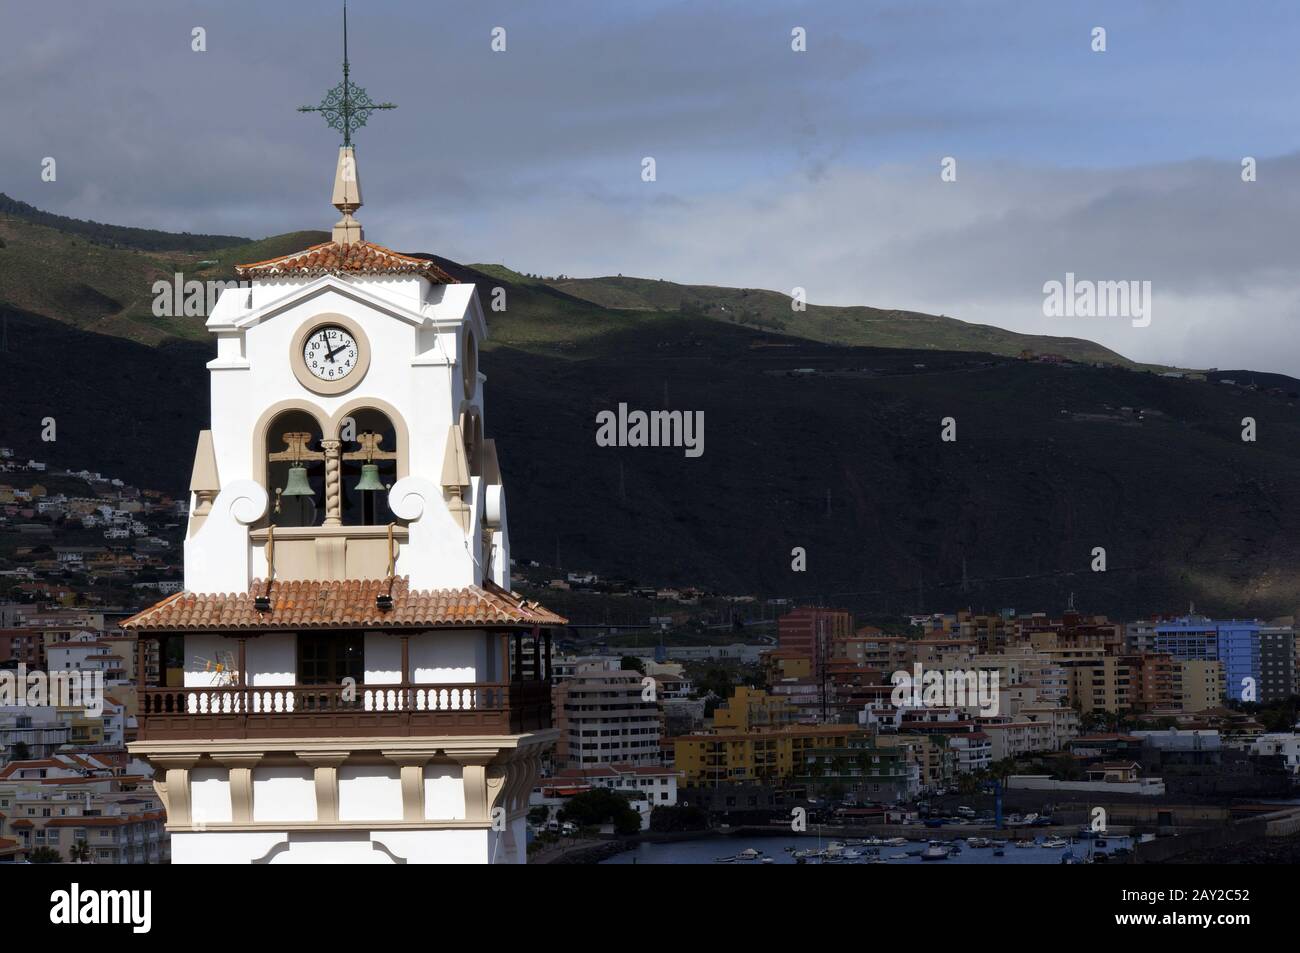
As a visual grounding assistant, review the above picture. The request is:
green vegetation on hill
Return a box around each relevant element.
[416,258,661,353]
[0,192,247,252]
[544,274,1139,367]
[0,193,329,343]
[2,191,1146,368]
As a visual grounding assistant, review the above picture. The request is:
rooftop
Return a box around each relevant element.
[120,577,566,632]
[235,240,455,280]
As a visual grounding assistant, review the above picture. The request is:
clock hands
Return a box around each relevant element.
[307,328,354,381]
[315,331,352,364]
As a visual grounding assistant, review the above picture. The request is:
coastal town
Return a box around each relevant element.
[3,447,1299,865]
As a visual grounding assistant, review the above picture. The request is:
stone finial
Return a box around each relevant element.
[332,146,364,244]
[188,430,220,519]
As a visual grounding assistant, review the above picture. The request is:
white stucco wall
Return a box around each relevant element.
[411,630,484,683]
[423,765,465,820]
[189,767,233,824]
[247,633,295,686]
[337,765,403,822]
[252,766,317,822]
[170,828,507,864]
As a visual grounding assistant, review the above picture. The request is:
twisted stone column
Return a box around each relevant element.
[321,439,342,525]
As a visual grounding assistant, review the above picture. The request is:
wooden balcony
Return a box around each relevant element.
[137,680,552,740]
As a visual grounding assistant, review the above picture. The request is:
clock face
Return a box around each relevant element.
[303,326,359,381]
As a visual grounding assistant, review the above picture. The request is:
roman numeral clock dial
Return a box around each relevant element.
[304,326,358,380]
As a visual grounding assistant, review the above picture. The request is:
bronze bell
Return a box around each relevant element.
[281,464,314,497]
[353,462,385,492]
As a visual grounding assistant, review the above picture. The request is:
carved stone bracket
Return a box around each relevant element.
[215,753,264,825]
[150,754,201,828]
[295,750,350,824]
[382,751,431,823]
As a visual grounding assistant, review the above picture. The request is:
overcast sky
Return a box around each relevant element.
[5,0,1300,373]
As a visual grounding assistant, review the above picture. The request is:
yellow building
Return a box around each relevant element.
[1069,657,1134,714]
[673,725,865,785]
[56,708,105,746]
[831,632,909,671]
[1175,659,1224,713]
[761,651,812,682]
[711,686,796,732]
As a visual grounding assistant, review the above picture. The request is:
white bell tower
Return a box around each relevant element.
[123,6,561,865]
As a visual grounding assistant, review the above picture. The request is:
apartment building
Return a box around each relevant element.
[982,704,1079,761]
[978,646,1070,706]
[553,661,663,768]
[875,732,956,794]
[777,606,852,679]
[0,708,72,761]
[1259,626,1296,704]
[547,763,680,806]
[711,686,797,731]
[799,737,919,802]
[1175,659,1224,713]
[673,724,864,785]
[949,731,993,774]
[1155,616,1261,703]
[831,630,909,672]
[1069,655,1135,714]
[0,754,166,864]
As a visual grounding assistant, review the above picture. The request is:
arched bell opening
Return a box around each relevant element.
[265,409,326,528]
[459,406,484,478]
[339,407,398,526]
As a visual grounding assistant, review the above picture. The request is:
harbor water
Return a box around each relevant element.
[601,833,1134,865]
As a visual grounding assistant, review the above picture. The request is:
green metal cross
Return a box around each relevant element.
[298,1,396,148]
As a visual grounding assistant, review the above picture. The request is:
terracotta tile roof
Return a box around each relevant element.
[235,240,455,281]
[120,577,566,632]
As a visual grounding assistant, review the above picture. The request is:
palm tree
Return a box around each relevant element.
[69,840,92,863]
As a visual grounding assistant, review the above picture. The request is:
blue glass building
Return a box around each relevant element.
[1154,616,1260,703]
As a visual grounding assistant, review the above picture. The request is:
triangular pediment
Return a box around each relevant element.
[207,273,477,334]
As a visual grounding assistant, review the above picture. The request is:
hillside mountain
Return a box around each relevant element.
[0,195,327,343]
[0,193,249,252]
[541,273,1139,367]
[2,200,1298,620]
[3,193,1139,366]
